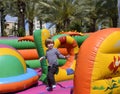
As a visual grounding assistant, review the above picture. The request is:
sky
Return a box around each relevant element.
[5,15,17,22]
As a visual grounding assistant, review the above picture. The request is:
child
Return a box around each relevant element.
[39,38,69,91]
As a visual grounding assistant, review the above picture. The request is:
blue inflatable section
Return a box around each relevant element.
[0,68,37,84]
[66,68,74,75]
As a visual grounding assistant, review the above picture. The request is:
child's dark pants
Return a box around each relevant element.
[47,64,59,88]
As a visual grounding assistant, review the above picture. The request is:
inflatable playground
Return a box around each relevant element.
[0,28,120,94]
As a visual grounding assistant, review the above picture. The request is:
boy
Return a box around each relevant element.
[39,38,69,91]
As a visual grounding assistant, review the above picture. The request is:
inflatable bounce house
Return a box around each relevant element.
[2,27,120,94]
[74,28,120,94]
[19,29,79,83]
[0,44,38,93]
[0,28,89,93]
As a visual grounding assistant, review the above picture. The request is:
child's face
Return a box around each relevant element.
[47,43,54,49]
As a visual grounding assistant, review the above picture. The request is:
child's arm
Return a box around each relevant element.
[39,56,46,61]
[55,49,69,59]
[65,55,69,59]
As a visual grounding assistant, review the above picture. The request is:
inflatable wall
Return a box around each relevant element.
[0,32,88,69]
[0,37,40,68]
[74,28,120,94]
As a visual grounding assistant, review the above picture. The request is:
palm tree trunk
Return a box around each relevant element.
[40,20,42,29]
[112,16,118,27]
[0,6,4,36]
[91,18,96,32]
[64,18,70,31]
[0,8,4,36]
[29,21,34,35]
[17,0,25,36]
[118,0,120,27]
[56,23,62,33]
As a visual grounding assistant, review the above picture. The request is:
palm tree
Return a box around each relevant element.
[3,0,118,35]
[96,0,118,27]
[24,0,41,35]
[0,0,10,36]
[0,1,4,36]
[81,0,117,31]
[17,0,26,36]
[4,0,26,37]
[5,0,44,36]
[39,0,81,32]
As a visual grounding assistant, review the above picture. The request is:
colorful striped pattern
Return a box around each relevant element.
[54,35,79,81]
[0,68,38,93]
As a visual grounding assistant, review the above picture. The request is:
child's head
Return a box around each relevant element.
[45,38,54,49]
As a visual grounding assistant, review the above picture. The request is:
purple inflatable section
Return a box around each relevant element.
[16,80,73,94]
[0,44,17,50]
[0,44,12,48]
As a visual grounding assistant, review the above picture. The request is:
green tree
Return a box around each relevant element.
[39,0,82,32]
[118,0,120,27]
[4,0,26,37]
[96,0,118,27]
[25,0,41,35]
[81,0,117,32]
[0,0,8,36]
[17,0,26,36]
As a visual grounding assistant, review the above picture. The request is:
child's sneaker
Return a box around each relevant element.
[52,85,56,89]
[46,87,53,91]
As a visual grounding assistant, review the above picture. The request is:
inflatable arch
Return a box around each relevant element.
[19,29,79,82]
[74,28,120,94]
[53,35,79,81]
[0,44,38,93]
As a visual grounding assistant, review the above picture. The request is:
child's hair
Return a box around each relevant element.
[45,38,54,47]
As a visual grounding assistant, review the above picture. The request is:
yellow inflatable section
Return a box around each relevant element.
[0,48,26,72]
[74,28,120,94]
[54,35,79,81]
